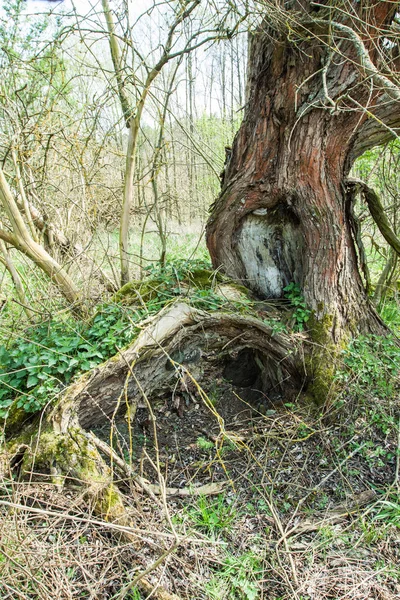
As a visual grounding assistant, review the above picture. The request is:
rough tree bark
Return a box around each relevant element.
[207,1,400,344]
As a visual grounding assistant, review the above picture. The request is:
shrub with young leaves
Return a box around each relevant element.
[0,303,140,417]
[283,282,311,332]
[206,550,262,600]
[336,334,400,400]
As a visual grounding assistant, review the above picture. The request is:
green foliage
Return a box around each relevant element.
[206,550,262,600]
[143,257,212,279]
[357,439,394,468]
[379,300,400,334]
[188,494,236,534]
[196,436,215,450]
[372,493,400,528]
[126,587,142,600]
[336,334,400,401]
[0,259,231,418]
[0,303,140,417]
[283,283,311,332]
[262,317,287,335]
[143,259,224,310]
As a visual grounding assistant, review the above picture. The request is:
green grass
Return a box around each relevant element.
[206,549,263,600]
[126,587,142,600]
[335,333,400,403]
[185,494,237,535]
[372,493,400,528]
[379,298,400,333]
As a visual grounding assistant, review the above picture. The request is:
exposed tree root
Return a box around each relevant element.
[2,299,304,485]
[1,301,306,597]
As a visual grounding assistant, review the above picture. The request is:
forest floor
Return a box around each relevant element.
[0,239,399,599]
[1,371,399,599]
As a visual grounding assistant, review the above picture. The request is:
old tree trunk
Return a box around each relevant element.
[2,5,400,579]
[207,1,400,346]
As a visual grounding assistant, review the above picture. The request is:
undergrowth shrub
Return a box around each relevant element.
[336,334,400,401]
[283,282,311,332]
[0,303,140,416]
[0,259,238,418]
[143,258,224,311]
[334,333,400,450]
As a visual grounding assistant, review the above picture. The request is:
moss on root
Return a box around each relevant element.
[96,482,127,521]
[113,269,252,309]
[184,268,224,288]
[305,313,344,407]
[113,279,165,305]
[8,426,127,521]
[113,270,221,305]
[1,402,32,438]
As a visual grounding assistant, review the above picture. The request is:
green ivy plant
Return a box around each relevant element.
[0,303,140,417]
[283,282,311,332]
[0,259,256,418]
[336,334,400,401]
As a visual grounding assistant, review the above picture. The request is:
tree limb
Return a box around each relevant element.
[347,177,400,256]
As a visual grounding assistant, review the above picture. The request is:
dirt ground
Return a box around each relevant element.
[1,365,399,599]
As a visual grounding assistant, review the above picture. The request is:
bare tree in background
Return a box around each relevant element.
[101,0,247,284]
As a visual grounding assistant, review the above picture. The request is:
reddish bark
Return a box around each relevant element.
[207,1,400,341]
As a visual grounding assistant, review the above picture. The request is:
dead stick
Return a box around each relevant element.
[117,541,181,600]
[85,431,162,508]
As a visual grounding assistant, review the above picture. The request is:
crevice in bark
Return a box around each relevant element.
[235,200,304,298]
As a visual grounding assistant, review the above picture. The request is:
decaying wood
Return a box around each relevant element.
[2,301,302,447]
[148,481,227,497]
[43,301,302,432]
[1,300,301,496]
[1,302,303,533]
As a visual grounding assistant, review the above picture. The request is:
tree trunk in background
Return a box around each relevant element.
[0,235,34,321]
[207,1,400,345]
[0,167,82,311]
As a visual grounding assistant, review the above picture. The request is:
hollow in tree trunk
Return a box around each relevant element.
[207,1,400,347]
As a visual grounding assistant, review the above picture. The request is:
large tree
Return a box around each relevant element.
[207,0,400,344]
[4,0,400,548]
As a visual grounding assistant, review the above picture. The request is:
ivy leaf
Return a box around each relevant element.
[26,375,39,388]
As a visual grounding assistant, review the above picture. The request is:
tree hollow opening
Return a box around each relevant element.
[235,205,303,298]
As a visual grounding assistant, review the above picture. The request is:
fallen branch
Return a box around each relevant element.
[283,490,377,539]
[85,431,162,507]
[148,481,227,497]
